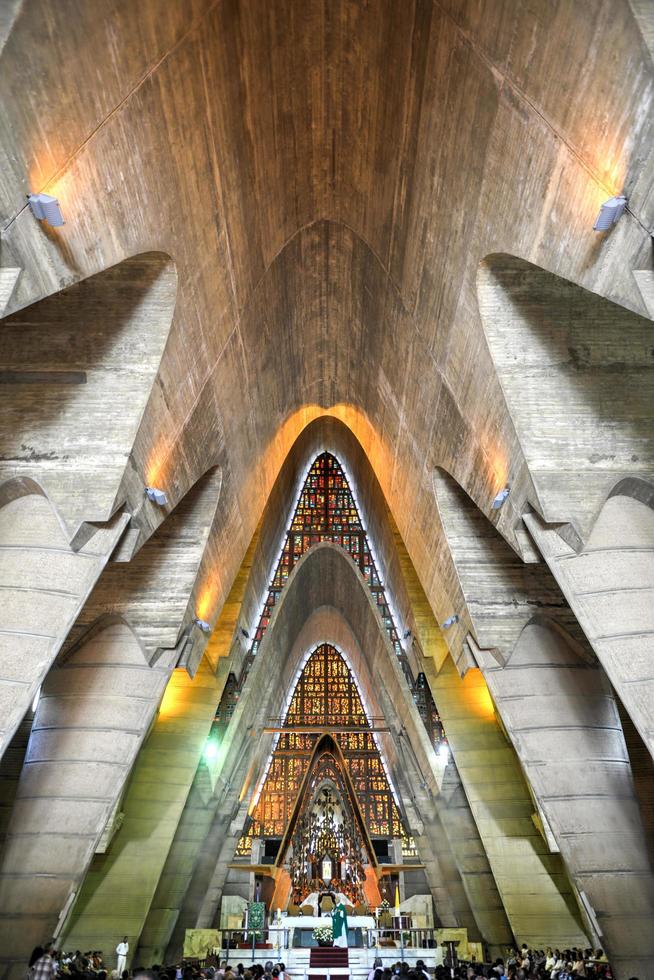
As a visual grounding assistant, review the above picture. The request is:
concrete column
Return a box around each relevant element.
[525,492,654,759]
[431,658,587,949]
[136,766,217,965]
[434,755,513,952]
[0,622,176,977]
[62,659,222,962]
[0,482,128,758]
[476,618,654,979]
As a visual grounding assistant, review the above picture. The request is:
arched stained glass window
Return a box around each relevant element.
[214,451,447,781]
[248,452,402,661]
[244,644,404,844]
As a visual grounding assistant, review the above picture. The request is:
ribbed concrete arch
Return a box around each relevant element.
[64,464,223,665]
[0,618,176,975]
[156,543,510,962]
[477,617,654,980]
[245,608,509,949]
[433,467,654,970]
[0,477,128,760]
[2,0,650,680]
[0,252,178,540]
[477,253,654,544]
[140,415,503,960]
[0,464,224,975]
[525,480,654,760]
[225,414,435,679]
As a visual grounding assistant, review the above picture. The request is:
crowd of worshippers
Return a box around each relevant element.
[26,946,637,980]
[26,951,296,980]
[429,945,630,980]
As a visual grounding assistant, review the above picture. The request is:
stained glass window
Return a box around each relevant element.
[241,644,404,845]
[248,453,403,662]
[214,452,446,760]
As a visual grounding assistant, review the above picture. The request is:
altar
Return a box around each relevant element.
[270,915,376,948]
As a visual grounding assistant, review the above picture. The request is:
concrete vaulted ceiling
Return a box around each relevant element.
[1,0,653,658]
[0,2,653,977]
[153,541,496,958]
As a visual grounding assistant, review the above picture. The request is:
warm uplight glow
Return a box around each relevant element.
[591,138,627,200]
[580,137,628,231]
[196,579,219,623]
[326,403,393,483]
[157,668,189,719]
[464,670,495,720]
[145,432,176,490]
[480,440,509,496]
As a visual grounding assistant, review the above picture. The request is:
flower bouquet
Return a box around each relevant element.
[312,924,334,947]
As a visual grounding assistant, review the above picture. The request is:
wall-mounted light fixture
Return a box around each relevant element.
[593,195,627,231]
[403,628,412,640]
[492,486,510,510]
[27,193,65,227]
[194,618,211,634]
[203,737,219,762]
[438,743,450,764]
[145,486,168,506]
[441,614,459,629]
[240,627,250,639]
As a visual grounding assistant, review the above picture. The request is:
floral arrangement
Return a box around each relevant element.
[312,925,333,944]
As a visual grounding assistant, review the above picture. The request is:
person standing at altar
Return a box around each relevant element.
[331,900,349,948]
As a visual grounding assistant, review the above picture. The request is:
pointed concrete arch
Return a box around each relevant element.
[64,463,223,665]
[525,478,654,761]
[0,476,129,760]
[0,463,224,976]
[275,730,380,874]
[154,543,510,964]
[246,636,406,872]
[0,617,167,971]
[477,253,654,545]
[0,251,177,540]
[433,466,654,969]
[224,416,421,682]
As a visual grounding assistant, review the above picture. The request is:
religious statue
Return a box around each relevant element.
[331,900,348,948]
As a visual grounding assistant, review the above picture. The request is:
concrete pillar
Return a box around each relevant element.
[434,756,513,952]
[62,659,222,963]
[476,618,654,978]
[525,493,654,760]
[0,622,176,977]
[136,767,217,964]
[431,658,587,949]
[0,482,128,758]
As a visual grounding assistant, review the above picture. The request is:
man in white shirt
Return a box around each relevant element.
[116,937,129,974]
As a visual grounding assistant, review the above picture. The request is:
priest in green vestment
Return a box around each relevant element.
[331,900,348,948]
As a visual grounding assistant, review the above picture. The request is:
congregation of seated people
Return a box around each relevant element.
[27,943,638,980]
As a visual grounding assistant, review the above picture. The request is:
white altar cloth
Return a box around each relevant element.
[269,915,375,941]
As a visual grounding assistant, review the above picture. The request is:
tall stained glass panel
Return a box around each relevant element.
[248,453,402,660]
[242,644,404,845]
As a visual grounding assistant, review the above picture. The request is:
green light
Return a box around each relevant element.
[204,738,219,762]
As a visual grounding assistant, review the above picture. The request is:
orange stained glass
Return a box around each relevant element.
[248,453,402,661]
[243,644,404,842]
